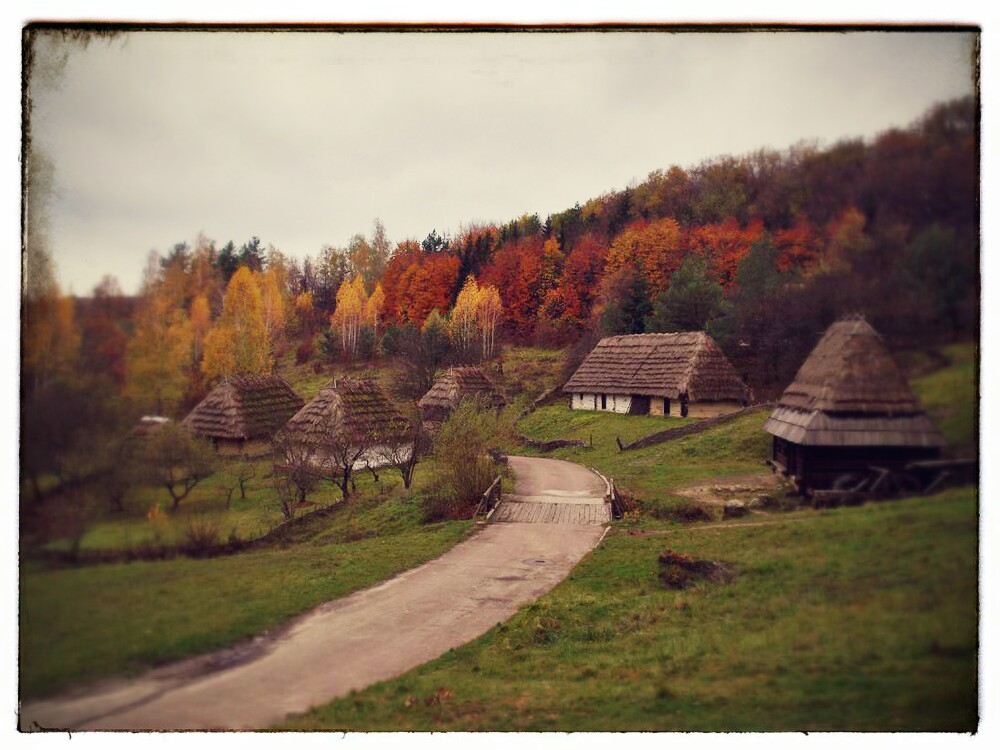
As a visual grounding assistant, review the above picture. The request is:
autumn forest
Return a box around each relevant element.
[21,95,978,493]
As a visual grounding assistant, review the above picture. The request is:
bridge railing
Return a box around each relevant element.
[607,478,625,520]
[475,476,503,518]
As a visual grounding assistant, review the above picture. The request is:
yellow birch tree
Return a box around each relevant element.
[189,293,212,366]
[366,282,385,345]
[476,285,503,360]
[450,275,480,355]
[201,266,272,380]
[331,275,368,357]
[255,266,286,349]
[125,294,192,414]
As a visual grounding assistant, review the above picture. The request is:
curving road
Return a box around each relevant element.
[21,456,609,731]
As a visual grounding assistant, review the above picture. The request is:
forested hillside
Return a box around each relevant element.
[23,95,977,412]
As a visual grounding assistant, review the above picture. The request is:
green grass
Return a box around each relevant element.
[276,349,399,401]
[520,403,696,447]
[910,342,977,453]
[42,456,405,553]
[495,346,565,400]
[20,484,474,699]
[282,487,977,732]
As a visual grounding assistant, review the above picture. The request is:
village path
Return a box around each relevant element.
[21,456,608,732]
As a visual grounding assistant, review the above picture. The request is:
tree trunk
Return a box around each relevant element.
[339,467,351,500]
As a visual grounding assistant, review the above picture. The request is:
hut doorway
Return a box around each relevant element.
[628,396,651,415]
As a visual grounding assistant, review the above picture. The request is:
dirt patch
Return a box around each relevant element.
[674,472,783,513]
[658,549,737,589]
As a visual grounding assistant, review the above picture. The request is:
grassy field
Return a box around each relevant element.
[39,454,409,553]
[283,486,977,732]
[20,340,977,716]
[910,342,978,453]
[494,346,565,401]
[20,485,474,699]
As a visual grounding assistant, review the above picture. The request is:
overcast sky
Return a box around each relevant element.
[27,29,976,295]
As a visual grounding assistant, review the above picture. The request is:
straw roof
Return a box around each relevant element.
[279,377,410,446]
[181,375,304,441]
[418,367,506,412]
[562,332,747,402]
[764,318,946,447]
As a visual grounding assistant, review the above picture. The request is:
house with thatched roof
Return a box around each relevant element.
[562,332,748,418]
[763,317,945,492]
[132,415,171,439]
[418,366,507,426]
[278,377,411,471]
[181,374,305,457]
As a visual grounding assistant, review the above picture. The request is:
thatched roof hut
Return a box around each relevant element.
[562,332,747,417]
[279,377,410,457]
[764,317,945,491]
[181,374,304,455]
[132,415,171,439]
[418,366,506,424]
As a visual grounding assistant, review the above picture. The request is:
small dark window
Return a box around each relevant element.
[601,394,607,410]
[665,397,671,415]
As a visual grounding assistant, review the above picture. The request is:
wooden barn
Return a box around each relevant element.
[181,374,305,457]
[763,317,945,492]
[418,366,507,426]
[562,332,748,418]
[278,377,411,471]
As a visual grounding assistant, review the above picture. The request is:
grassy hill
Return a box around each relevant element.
[20,481,473,699]
[283,487,976,731]
[281,341,978,731]
[20,341,977,719]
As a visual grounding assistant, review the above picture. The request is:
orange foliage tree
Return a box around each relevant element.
[775,216,823,274]
[687,217,765,287]
[23,289,81,389]
[479,236,551,337]
[394,253,460,326]
[604,218,685,297]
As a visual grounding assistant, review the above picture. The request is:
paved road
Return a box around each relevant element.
[21,456,609,731]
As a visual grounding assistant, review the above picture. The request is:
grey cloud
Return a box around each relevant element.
[27,30,975,295]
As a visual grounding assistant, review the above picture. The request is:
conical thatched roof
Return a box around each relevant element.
[562,332,747,402]
[418,367,506,412]
[182,375,304,441]
[279,377,410,446]
[764,318,945,447]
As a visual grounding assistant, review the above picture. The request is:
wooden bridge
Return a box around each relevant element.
[477,456,613,526]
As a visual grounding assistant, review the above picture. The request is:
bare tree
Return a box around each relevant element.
[222,459,256,509]
[143,423,217,510]
[270,473,300,522]
[319,429,374,501]
[374,417,430,490]
[271,432,320,504]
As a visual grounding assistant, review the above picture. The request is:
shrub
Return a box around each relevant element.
[425,401,500,521]
[181,513,223,552]
[666,502,715,524]
[295,336,315,364]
